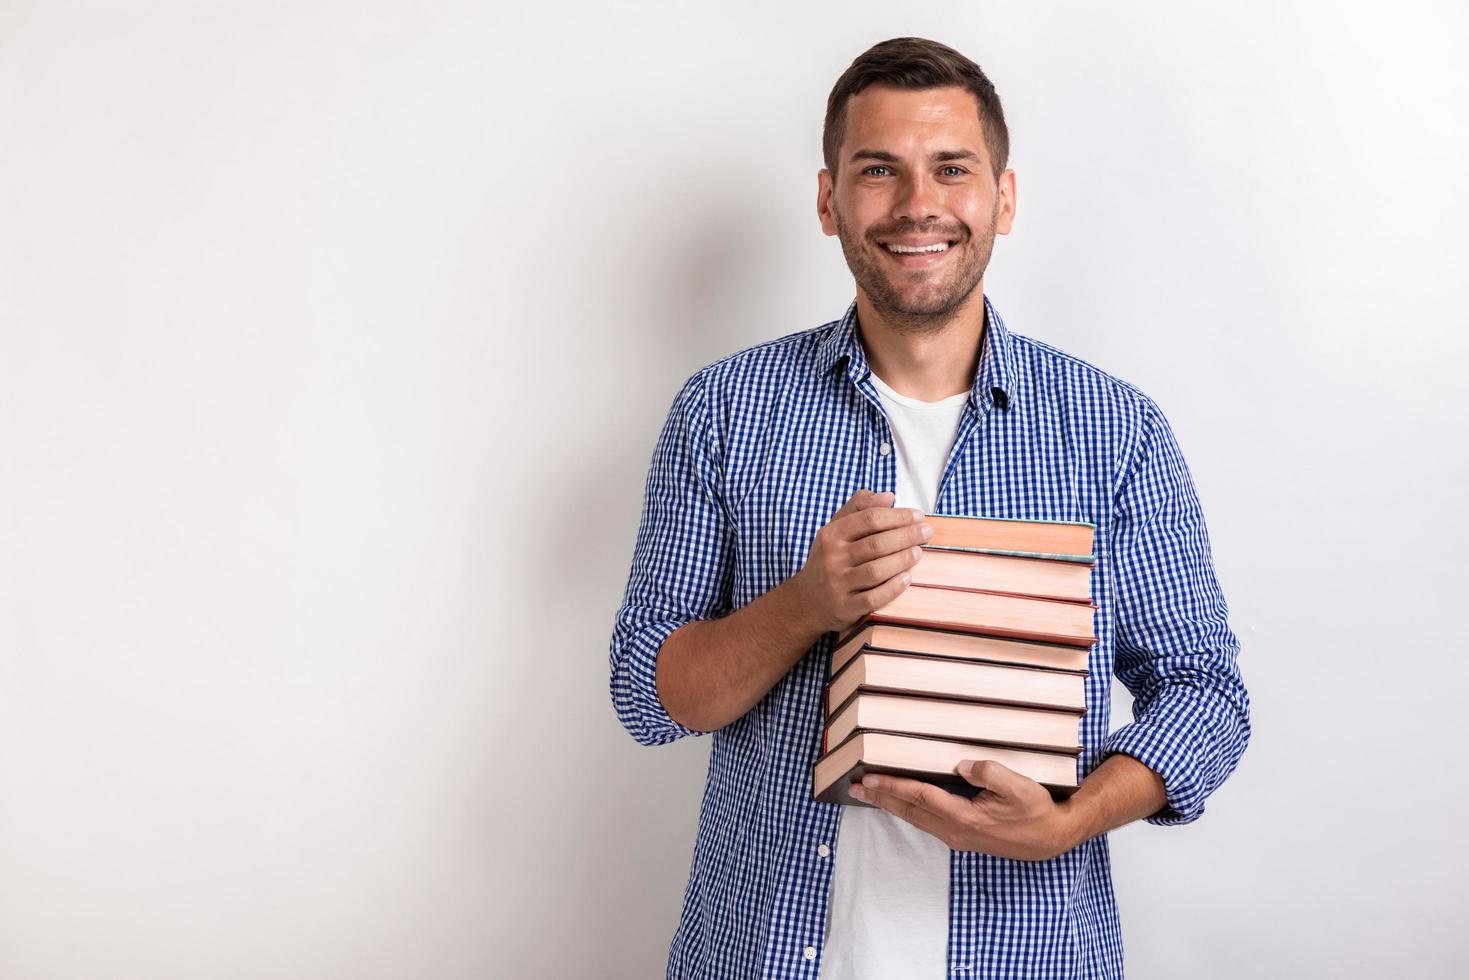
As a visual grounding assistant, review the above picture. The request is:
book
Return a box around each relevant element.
[910,546,1092,603]
[867,583,1098,648]
[828,648,1087,715]
[811,514,1098,809]
[823,690,1084,755]
[924,513,1096,563]
[830,623,1091,677]
[813,730,1080,807]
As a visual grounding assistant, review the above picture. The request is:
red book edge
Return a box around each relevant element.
[909,581,1097,607]
[865,610,1098,649]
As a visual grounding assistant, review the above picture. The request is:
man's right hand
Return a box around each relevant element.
[789,489,933,638]
[655,489,932,733]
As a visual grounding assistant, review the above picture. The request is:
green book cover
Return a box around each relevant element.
[924,512,1097,564]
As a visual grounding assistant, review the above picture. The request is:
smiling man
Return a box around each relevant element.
[609,37,1251,979]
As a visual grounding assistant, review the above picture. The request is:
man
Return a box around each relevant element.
[608,36,1250,979]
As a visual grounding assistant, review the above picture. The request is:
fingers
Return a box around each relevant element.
[836,504,927,548]
[811,491,929,635]
[958,760,1024,798]
[830,560,914,636]
[832,489,895,522]
[852,773,973,835]
[856,561,913,612]
[851,544,923,591]
[849,521,932,565]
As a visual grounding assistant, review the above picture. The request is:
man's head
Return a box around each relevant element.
[817,38,1016,333]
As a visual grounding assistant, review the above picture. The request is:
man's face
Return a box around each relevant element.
[817,85,1016,332]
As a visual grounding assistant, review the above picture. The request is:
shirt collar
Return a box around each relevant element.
[814,295,1016,412]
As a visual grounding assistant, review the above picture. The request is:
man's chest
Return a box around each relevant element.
[725,387,1116,608]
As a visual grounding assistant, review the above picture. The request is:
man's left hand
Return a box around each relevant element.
[848,760,1079,862]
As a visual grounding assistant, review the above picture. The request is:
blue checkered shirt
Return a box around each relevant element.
[609,297,1251,979]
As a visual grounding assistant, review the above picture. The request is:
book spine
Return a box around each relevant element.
[920,544,1096,564]
[822,686,829,753]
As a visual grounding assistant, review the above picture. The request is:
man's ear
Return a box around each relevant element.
[995,168,1017,236]
[817,169,838,237]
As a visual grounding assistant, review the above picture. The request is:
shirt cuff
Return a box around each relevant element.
[610,618,704,747]
[1099,716,1205,826]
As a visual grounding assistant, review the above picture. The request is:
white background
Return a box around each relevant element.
[2,2,1466,977]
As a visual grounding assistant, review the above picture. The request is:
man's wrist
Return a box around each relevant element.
[769,572,832,647]
[1053,752,1170,853]
[1054,794,1095,853]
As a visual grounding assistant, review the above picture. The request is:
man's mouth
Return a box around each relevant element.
[878,238,960,265]
[882,240,955,254]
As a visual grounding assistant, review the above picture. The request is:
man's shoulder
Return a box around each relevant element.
[679,317,839,402]
[1007,329,1162,423]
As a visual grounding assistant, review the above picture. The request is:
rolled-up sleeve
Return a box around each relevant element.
[1100,396,1252,825]
[608,371,735,747]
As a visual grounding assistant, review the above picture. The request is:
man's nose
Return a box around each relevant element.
[892,172,942,224]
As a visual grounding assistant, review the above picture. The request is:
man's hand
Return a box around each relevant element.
[789,489,931,636]
[848,761,1079,862]
[654,489,929,733]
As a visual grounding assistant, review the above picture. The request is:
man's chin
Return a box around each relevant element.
[871,298,967,325]
[874,283,971,320]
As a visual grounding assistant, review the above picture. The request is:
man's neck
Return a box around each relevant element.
[853,284,986,403]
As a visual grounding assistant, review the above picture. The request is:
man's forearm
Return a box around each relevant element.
[1059,751,1170,848]
[655,579,828,733]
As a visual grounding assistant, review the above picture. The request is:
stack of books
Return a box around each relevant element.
[812,514,1097,807]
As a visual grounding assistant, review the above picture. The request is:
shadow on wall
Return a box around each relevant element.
[545,174,783,621]
[525,170,783,969]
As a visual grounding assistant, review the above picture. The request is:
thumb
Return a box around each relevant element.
[958,759,1022,797]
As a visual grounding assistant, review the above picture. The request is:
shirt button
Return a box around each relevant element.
[879,441,892,456]
[804,946,818,961]
[817,843,830,858]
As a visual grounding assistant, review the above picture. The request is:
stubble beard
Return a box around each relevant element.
[833,196,1000,337]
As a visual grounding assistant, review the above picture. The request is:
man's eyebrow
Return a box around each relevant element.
[848,149,900,164]
[847,149,983,165]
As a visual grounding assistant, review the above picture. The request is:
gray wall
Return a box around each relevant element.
[2,1,1465,977]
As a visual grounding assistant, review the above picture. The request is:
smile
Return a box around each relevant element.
[883,241,953,254]
[879,238,959,265]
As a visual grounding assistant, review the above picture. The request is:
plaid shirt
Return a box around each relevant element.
[609,297,1251,979]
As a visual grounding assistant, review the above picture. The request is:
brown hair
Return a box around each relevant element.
[823,37,1009,182]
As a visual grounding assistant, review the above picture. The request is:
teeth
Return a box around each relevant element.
[885,242,950,254]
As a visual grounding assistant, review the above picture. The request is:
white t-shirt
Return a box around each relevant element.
[818,370,970,980]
